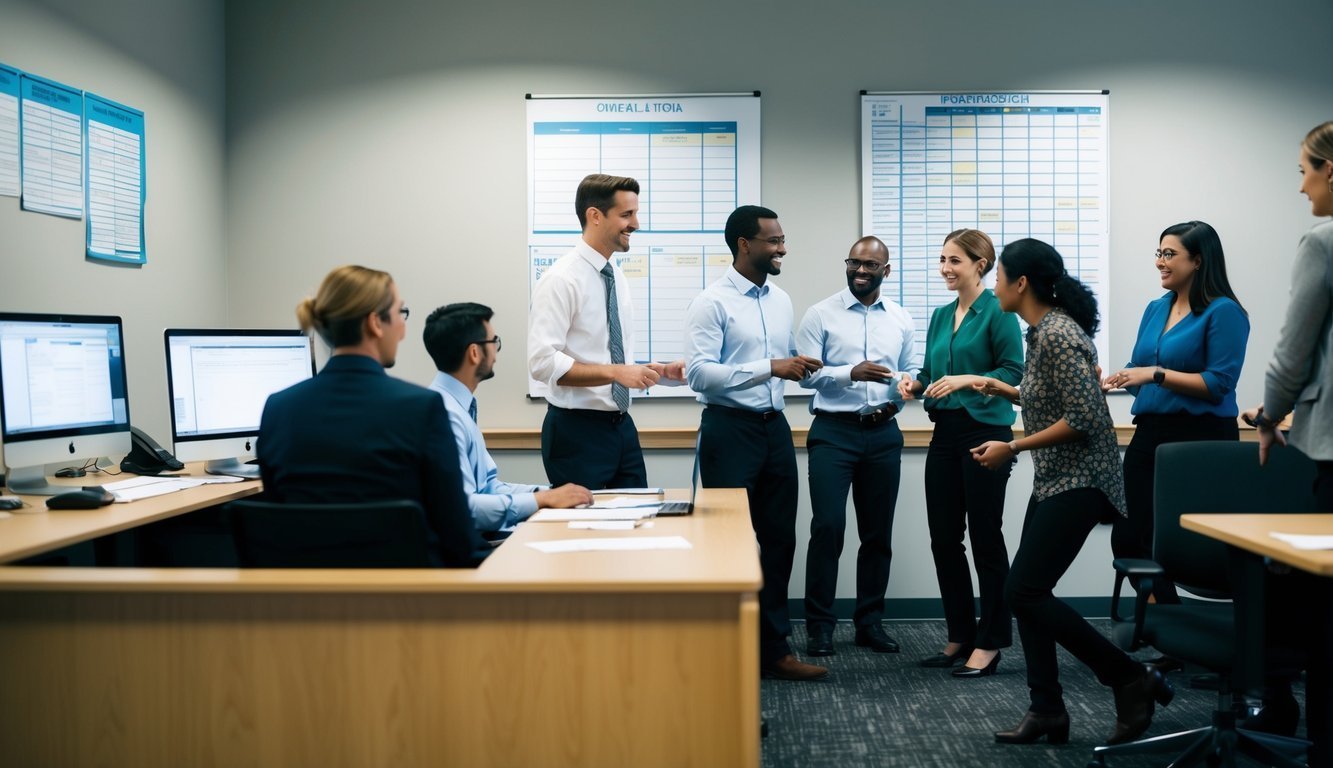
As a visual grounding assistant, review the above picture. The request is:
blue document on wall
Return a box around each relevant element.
[0,63,19,197]
[84,93,145,264]
[19,73,83,218]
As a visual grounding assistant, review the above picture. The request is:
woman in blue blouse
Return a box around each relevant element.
[1102,221,1248,602]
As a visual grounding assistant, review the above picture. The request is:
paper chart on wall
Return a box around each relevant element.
[0,63,19,197]
[19,73,84,218]
[525,93,761,399]
[84,93,145,264]
[861,91,1110,367]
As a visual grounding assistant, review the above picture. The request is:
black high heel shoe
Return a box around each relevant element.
[952,650,1001,678]
[994,709,1070,744]
[918,645,973,668]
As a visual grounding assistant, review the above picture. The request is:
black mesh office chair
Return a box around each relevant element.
[228,499,433,567]
[1091,441,1316,767]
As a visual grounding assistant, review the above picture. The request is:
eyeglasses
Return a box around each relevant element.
[399,306,411,320]
[1154,249,1183,262]
[844,258,886,273]
[471,335,501,351]
[745,236,786,246]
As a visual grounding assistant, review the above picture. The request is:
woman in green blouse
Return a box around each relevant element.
[899,229,1023,677]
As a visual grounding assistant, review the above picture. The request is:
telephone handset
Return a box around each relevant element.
[120,426,186,475]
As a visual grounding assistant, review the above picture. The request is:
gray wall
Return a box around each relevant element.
[4,0,1331,603]
[0,0,228,443]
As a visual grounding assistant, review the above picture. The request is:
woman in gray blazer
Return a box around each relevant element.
[1240,119,1333,762]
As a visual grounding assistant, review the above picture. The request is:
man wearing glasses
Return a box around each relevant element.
[527,173,686,489]
[426,303,593,535]
[796,237,918,658]
[685,205,828,681]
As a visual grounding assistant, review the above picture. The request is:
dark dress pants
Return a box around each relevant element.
[699,405,799,665]
[1007,488,1142,715]
[924,408,1014,650]
[1113,413,1238,603]
[803,415,903,630]
[541,405,647,490]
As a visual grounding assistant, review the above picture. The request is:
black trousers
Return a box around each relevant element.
[924,409,1014,650]
[1113,413,1238,602]
[1007,488,1141,715]
[803,415,903,629]
[541,405,646,490]
[699,405,798,665]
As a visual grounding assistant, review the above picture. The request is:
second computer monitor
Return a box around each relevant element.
[165,329,315,478]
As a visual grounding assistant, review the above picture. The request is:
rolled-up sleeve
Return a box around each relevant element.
[527,274,577,388]
[1198,302,1249,403]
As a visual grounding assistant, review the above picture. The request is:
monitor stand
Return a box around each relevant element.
[204,458,261,479]
[5,465,66,496]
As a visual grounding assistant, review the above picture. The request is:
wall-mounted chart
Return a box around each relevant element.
[861,91,1110,365]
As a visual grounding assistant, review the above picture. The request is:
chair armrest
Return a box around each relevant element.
[1110,559,1161,651]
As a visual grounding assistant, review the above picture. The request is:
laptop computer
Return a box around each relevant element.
[656,446,700,516]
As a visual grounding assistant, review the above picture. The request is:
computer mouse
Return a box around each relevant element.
[0,495,24,511]
[46,488,115,510]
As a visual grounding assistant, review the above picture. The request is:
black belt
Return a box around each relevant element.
[814,404,898,426]
[705,404,783,422]
[548,405,629,424]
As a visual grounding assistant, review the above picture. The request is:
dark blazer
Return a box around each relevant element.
[257,353,489,567]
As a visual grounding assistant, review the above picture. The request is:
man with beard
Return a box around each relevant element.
[528,174,685,490]
[796,236,918,657]
[685,205,828,681]
[427,302,593,535]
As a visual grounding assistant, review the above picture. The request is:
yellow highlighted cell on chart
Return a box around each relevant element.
[1056,222,1078,234]
[1080,198,1100,208]
[952,162,977,174]
[620,257,649,277]
[979,211,1002,222]
[952,175,977,186]
[952,127,976,138]
[1056,198,1077,209]
[653,133,701,146]
[707,253,732,266]
[704,133,735,146]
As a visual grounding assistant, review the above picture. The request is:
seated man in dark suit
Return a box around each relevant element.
[258,264,490,567]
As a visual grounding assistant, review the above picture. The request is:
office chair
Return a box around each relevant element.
[1091,441,1316,767]
[228,499,433,567]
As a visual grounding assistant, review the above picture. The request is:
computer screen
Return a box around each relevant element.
[0,312,132,494]
[165,329,315,478]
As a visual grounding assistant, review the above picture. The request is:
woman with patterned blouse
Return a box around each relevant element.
[971,238,1174,747]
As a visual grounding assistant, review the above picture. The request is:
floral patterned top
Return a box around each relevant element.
[1020,309,1126,517]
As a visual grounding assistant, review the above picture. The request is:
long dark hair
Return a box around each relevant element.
[1160,221,1245,315]
[999,238,1100,337]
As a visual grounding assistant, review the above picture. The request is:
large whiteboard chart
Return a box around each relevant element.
[526,94,761,398]
[861,92,1110,365]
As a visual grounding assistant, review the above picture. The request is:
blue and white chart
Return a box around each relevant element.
[84,93,145,264]
[19,73,84,218]
[0,63,19,197]
[526,94,761,398]
[861,91,1110,365]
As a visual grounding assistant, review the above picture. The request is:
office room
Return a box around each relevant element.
[2,0,1331,766]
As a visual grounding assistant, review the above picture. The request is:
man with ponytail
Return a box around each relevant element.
[258,265,490,568]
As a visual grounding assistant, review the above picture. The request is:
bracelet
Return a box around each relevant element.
[1008,440,1021,455]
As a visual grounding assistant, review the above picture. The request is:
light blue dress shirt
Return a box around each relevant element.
[797,287,920,413]
[685,266,796,412]
[429,371,544,532]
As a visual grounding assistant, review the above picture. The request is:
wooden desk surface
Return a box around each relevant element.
[1180,513,1333,577]
[0,487,760,593]
[0,464,261,564]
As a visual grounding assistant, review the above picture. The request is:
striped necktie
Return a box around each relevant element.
[600,263,630,413]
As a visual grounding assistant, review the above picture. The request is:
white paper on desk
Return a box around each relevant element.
[529,507,658,522]
[526,535,692,553]
[193,475,245,484]
[568,520,640,531]
[591,487,664,496]
[1270,532,1333,551]
[588,496,661,509]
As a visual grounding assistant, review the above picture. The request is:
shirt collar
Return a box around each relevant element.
[574,239,615,273]
[431,370,475,414]
[839,286,884,311]
[323,354,386,375]
[724,265,768,297]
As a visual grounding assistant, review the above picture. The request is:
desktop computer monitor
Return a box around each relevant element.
[165,329,315,478]
[0,312,133,495]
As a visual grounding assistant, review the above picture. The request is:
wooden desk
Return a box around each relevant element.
[0,464,262,563]
[1180,513,1333,576]
[0,487,761,768]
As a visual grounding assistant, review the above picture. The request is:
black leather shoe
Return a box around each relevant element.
[854,624,900,653]
[952,650,1001,678]
[919,645,973,668]
[994,710,1070,744]
[1107,663,1175,745]
[806,624,835,657]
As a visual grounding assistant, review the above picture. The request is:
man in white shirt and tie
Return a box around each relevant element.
[426,302,593,536]
[528,173,684,489]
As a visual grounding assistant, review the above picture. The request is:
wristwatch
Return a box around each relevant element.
[1152,368,1166,385]
[1251,410,1279,430]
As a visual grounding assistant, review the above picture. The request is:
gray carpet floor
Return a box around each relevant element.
[760,619,1308,768]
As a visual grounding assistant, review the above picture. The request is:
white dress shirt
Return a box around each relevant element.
[527,240,637,411]
[685,266,795,412]
[797,287,919,413]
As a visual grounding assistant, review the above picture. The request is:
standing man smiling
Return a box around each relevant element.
[686,205,827,681]
[528,173,685,489]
